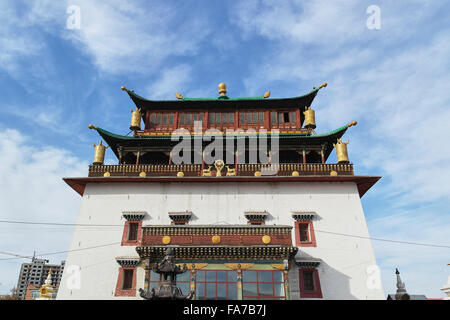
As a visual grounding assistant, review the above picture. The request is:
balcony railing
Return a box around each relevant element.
[88,163,354,177]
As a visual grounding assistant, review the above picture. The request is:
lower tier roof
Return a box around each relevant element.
[90,124,351,162]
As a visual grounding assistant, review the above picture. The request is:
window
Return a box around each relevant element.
[209,112,233,126]
[122,269,134,290]
[196,270,237,300]
[128,222,138,241]
[242,270,285,300]
[303,271,315,291]
[299,224,309,242]
[149,112,174,127]
[121,221,142,246]
[270,111,296,125]
[299,269,322,298]
[294,221,316,247]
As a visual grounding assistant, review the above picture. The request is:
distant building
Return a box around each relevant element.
[16,258,65,300]
[387,268,427,300]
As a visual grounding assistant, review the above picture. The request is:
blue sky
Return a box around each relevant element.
[0,0,449,298]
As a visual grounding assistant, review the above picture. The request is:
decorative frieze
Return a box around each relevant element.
[122,211,147,221]
[244,210,269,223]
[294,258,322,268]
[115,257,141,268]
[136,246,298,262]
[291,211,317,221]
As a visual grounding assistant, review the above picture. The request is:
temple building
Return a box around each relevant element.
[57,82,384,300]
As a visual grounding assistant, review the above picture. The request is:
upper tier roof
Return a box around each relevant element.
[121,84,326,111]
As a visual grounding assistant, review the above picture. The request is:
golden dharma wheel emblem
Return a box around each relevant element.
[139,171,146,177]
[262,235,271,244]
[212,235,221,244]
[330,170,338,176]
[177,171,184,177]
[103,171,111,177]
[254,171,261,177]
[292,171,299,176]
[162,236,171,245]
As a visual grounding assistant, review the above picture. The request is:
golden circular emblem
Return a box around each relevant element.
[292,171,299,176]
[212,235,221,244]
[330,170,338,176]
[162,236,171,245]
[262,235,271,244]
[103,171,111,177]
[177,171,184,177]
[139,171,147,177]
[254,171,261,177]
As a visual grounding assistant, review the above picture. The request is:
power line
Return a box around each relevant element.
[0,219,449,252]
[314,229,450,249]
[0,219,122,227]
[0,242,121,261]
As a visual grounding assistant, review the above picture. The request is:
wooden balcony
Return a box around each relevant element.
[88,163,354,177]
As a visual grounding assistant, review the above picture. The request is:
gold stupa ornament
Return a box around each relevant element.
[303,106,316,129]
[38,269,54,300]
[334,138,350,163]
[93,141,108,165]
[130,108,142,131]
[218,83,227,96]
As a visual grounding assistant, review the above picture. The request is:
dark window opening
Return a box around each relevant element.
[299,224,309,242]
[128,222,138,241]
[122,269,134,290]
[302,271,315,291]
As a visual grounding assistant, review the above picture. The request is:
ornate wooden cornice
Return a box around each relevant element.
[291,211,317,221]
[122,211,147,221]
[142,225,292,236]
[115,257,141,268]
[136,246,298,262]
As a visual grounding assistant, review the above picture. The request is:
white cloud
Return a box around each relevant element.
[61,0,211,74]
[0,129,86,294]
[145,64,192,100]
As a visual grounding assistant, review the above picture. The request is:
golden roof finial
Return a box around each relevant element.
[121,86,129,92]
[88,124,97,130]
[218,83,227,96]
[264,90,271,98]
[347,120,357,127]
[175,92,183,99]
[318,82,328,89]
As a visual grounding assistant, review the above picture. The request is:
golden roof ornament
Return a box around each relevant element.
[130,108,142,131]
[347,120,357,127]
[264,90,271,98]
[318,82,328,89]
[175,92,183,99]
[218,83,227,96]
[93,141,108,165]
[38,269,54,300]
[333,138,350,164]
[214,159,225,177]
[303,106,316,129]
